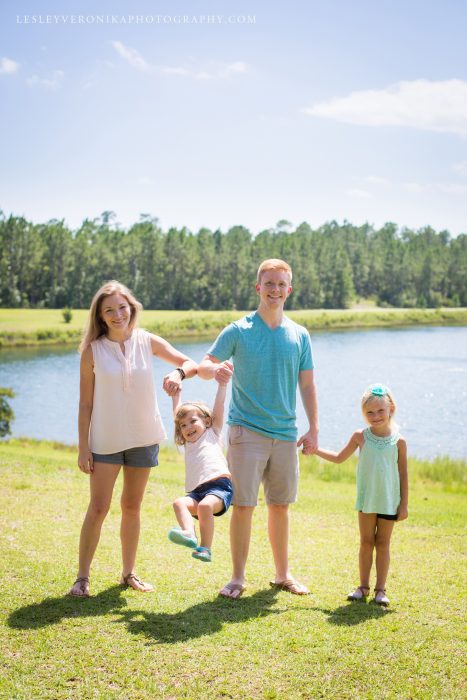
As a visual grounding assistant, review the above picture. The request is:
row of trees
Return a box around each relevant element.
[1,211,466,309]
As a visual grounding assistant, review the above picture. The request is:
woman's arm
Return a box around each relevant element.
[397,437,409,521]
[150,334,198,396]
[78,346,94,474]
[314,431,362,464]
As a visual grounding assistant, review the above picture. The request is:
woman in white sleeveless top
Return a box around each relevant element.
[69,280,197,597]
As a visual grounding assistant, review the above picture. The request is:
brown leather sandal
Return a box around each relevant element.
[69,576,90,597]
[121,573,154,592]
[347,585,370,601]
[374,588,390,606]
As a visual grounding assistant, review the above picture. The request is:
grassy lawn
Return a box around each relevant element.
[1,307,467,347]
[0,440,465,699]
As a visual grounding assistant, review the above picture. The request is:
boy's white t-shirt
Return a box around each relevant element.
[184,427,230,492]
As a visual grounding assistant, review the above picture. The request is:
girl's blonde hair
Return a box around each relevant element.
[174,402,213,446]
[361,384,397,423]
[79,280,142,353]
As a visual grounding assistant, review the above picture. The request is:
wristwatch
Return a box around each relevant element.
[175,367,186,380]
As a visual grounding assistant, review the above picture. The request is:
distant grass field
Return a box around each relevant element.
[0,439,465,699]
[1,306,466,347]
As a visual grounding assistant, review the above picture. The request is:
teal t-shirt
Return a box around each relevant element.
[208,311,314,441]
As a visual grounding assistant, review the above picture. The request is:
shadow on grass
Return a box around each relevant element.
[115,587,282,644]
[8,585,281,642]
[8,585,127,630]
[319,600,395,626]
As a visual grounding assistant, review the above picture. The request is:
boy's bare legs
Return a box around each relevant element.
[220,505,254,598]
[197,495,224,549]
[268,504,308,594]
[70,462,120,596]
[375,518,395,591]
[173,496,197,538]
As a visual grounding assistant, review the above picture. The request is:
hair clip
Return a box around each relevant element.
[370,384,389,397]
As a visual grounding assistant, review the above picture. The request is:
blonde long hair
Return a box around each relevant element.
[79,280,142,353]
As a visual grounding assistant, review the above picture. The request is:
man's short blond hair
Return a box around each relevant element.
[257,259,293,284]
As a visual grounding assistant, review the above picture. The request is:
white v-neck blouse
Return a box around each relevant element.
[89,328,167,453]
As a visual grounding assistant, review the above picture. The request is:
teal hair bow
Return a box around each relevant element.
[370,384,389,397]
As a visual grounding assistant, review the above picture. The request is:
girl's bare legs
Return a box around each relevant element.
[196,495,224,549]
[70,462,121,596]
[356,512,378,593]
[375,518,395,591]
[173,496,197,538]
[120,466,152,591]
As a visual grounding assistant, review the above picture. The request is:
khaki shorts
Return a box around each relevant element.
[227,425,299,506]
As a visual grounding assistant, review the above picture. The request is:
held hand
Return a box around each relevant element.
[297,428,318,455]
[397,507,408,521]
[78,448,94,474]
[163,370,183,396]
[215,361,233,385]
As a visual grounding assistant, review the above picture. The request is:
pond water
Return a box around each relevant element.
[1,326,466,460]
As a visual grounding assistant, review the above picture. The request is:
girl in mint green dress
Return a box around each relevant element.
[315,384,408,606]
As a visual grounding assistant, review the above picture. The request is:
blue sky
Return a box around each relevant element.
[1,0,467,235]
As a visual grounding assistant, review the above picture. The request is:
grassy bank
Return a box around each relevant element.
[1,306,466,347]
[0,439,465,699]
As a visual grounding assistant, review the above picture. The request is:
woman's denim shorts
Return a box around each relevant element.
[92,444,159,468]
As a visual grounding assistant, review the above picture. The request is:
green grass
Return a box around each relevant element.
[0,307,466,347]
[0,440,465,699]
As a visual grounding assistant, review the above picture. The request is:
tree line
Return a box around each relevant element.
[0,211,466,310]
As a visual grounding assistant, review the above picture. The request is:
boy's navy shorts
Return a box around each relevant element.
[187,476,233,517]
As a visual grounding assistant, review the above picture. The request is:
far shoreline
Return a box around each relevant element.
[1,306,466,349]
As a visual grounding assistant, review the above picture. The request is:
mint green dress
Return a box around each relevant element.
[355,428,401,515]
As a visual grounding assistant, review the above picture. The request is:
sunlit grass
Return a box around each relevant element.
[0,439,465,699]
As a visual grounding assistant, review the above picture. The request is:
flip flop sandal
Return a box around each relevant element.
[192,546,212,562]
[168,527,198,549]
[69,576,90,597]
[219,582,246,599]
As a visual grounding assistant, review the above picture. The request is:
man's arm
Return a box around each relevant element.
[297,369,319,455]
[198,354,233,384]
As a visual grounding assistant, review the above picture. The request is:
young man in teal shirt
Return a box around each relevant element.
[199,259,319,598]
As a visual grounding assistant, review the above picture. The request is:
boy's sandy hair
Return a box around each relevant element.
[256,259,293,284]
[173,402,213,445]
[79,280,142,353]
[361,384,397,424]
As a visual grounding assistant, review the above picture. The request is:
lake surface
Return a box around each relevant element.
[1,326,466,459]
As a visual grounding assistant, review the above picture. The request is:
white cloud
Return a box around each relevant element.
[452,160,467,176]
[346,188,370,198]
[27,70,64,89]
[137,176,156,186]
[304,79,467,137]
[111,41,248,81]
[361,175,389,185]
[110,41,150,72]
[402,181,467,195]
[0,57,19,74]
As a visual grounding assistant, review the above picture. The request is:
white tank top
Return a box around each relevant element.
[89,328,167,454]
[184,428,230,492]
